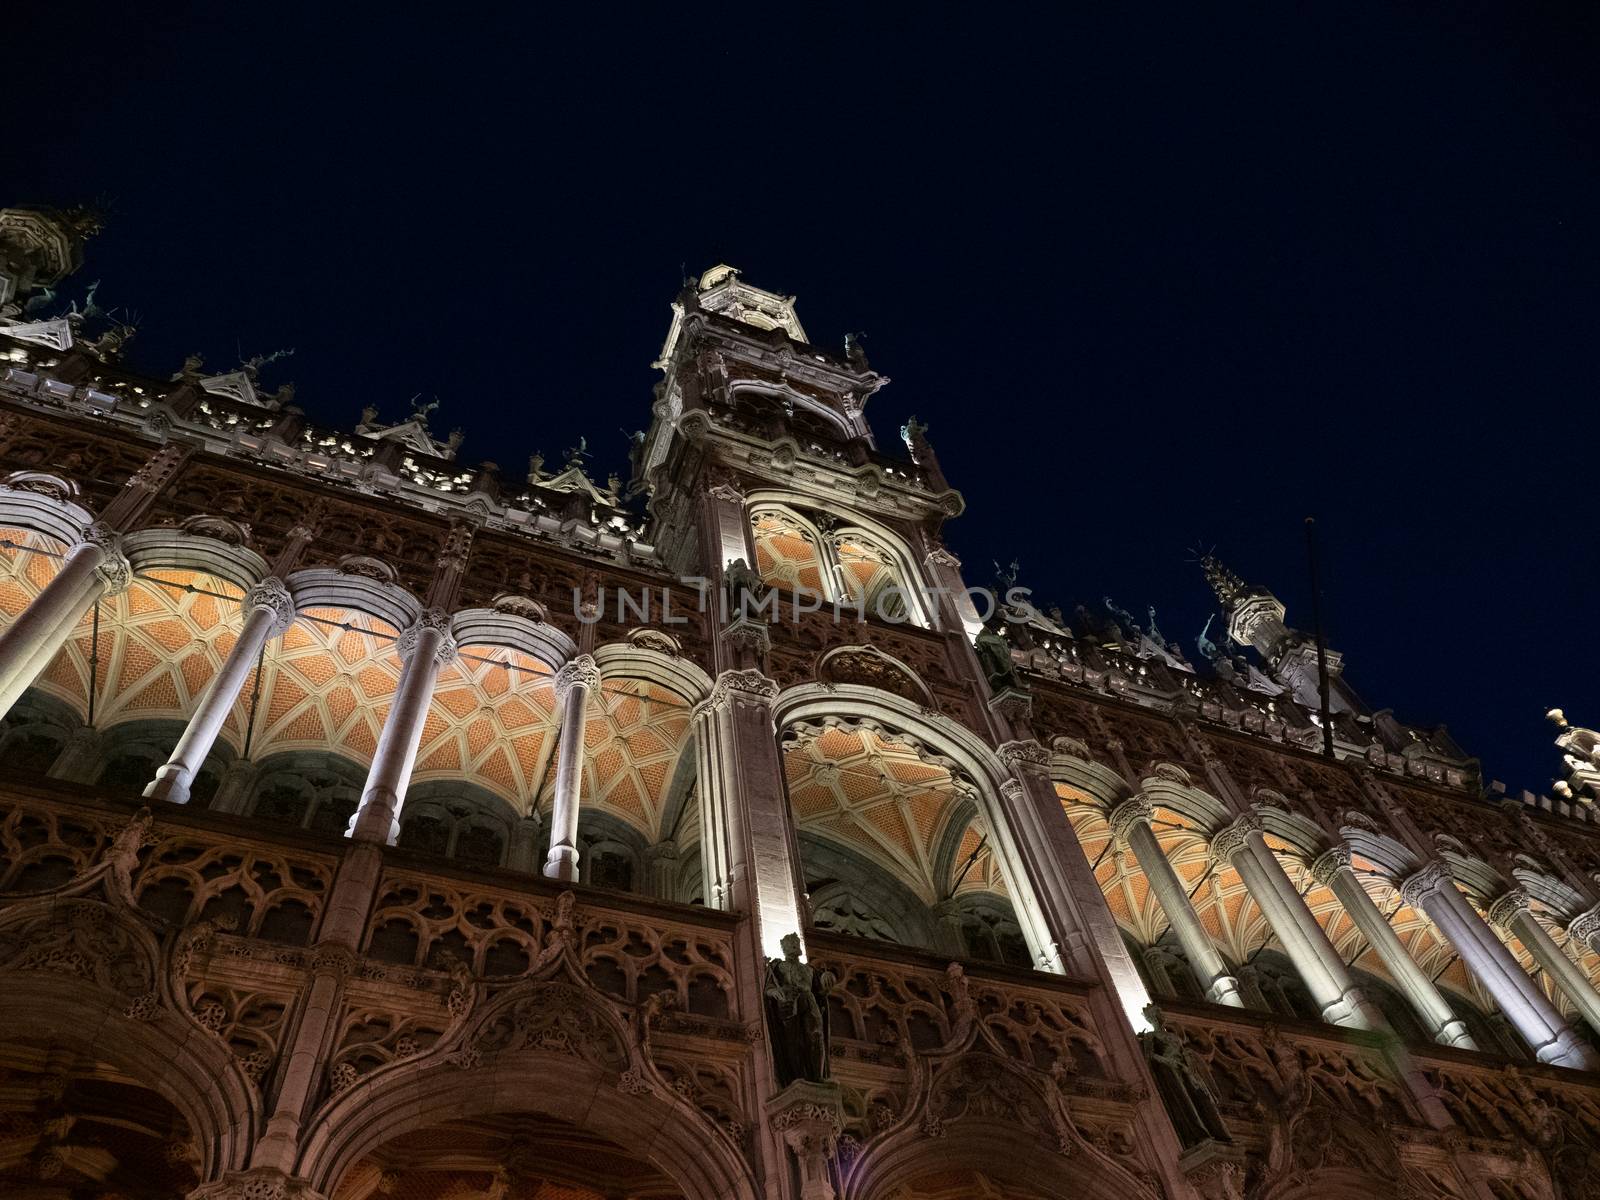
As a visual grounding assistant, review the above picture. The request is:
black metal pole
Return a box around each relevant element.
[1305,517,1336,759]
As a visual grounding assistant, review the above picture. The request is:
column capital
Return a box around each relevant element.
[1486,888,1531,931]
[1208,811,1263,864]
[81,521,132,593]
[1400,861,1454,909]
[1310,845,1353,887]
[245,575,297,636]
[645,839,680,863]
[554,652,601,702]
[397,607,458,666]
[1567,903,1600,947]
[692,668,778,721]
[1107,796,1156,844]
[996,738,1050,774]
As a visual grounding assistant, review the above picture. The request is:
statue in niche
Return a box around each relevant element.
[723,557,764,619]
[974,622,1020,692]
[1141,1005,1231,1147]
[764,932,837,1086]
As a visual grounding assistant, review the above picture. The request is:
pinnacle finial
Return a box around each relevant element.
[1198,551,1247,609]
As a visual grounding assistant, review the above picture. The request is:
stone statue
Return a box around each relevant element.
[1141,1005,1231,1147]
[1197,614,1222,663]
[844,331,869,370]
[764,932,836,1085]
[973,623,1019,692]
[106,807,154,905]
[723,558,764,619]
[172,352,204,382]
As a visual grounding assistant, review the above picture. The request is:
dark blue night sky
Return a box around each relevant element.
[7,2,1597,794]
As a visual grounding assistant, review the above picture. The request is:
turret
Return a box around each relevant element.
[0,205,101,316]
[1199,552,1364,716]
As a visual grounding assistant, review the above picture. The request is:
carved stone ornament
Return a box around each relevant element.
[997,738,1051,773]
[1,469,80,501]
[697,669,778,717]
[1050,734,1093,760]
[1486,888,1531,931]
[334,554,399,584]
[397,608,458,666]
[1399,860,1453,909]
[1207,812,1263,865]
[180,513,253,547]
[1567,903,1600,949]
[816,644,929,706]
[1309,845,1353,887]
[765,1080,843,1200]
[245,576,297,636]
[1108,797,1156,845]
[80,522,132,594]
[490,592,549,623]
[186,1167,328,1200]
[554,653,601,703]
[627,627,681,656]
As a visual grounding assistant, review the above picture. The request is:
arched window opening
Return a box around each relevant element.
[749,508,827,598]
[833,531,913,623]
[247,753,367,835]
[396,785,516,869]
[0,691,78,776]
[1240,950,1320,1021]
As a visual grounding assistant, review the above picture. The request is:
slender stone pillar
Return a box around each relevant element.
[1401,863,1598,1069]
[544,653,599,881]
[645,839,680,900]
[145,577,295,805]
[691,669,807,957]
[0,524,129,718]
[1213,813,1385,1031]
[347,610,456,845]
[506,813,544,873]
[207,760,261,816]
[1488,889,1600,1040]
[1109,797,1246,1007]
[1311,847,1477,1049]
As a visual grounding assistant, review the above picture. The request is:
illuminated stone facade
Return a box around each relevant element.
[0,210,1599,1198]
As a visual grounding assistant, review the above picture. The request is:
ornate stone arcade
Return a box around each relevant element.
[0,212,1598,1197]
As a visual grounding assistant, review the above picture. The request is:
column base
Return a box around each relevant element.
[1432,1016,1479,1052]
[348,798,400,846]
[543,847,579,882]
[143,767,191,806]
[1205,974,1247,1008]
[1534,1027,1600,1071]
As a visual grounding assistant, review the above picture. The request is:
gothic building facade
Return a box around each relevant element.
[0,207,1598,1199]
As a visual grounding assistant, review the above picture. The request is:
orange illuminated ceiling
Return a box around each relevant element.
[1058,782,1485,1000]
[785,724,1005,904]
[751,509,824,594]
[0,537,693,829]
[572,678,694,843]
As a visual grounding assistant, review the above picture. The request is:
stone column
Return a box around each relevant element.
[544,653,599,882]
[46,724,105,783]
[1310,847,1478,1050]
[145,577,295,805]
[1401,862,1597,1069]
[506,813,544,873]
[1109,797,1246,1007]
[207,760,261,816]
[644,839,680,900]
[0,524,129,719]
[692,669,806,955]
[1488,889,1600,1040]
[1212,813,1385,1031]
[348,610,456,845]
